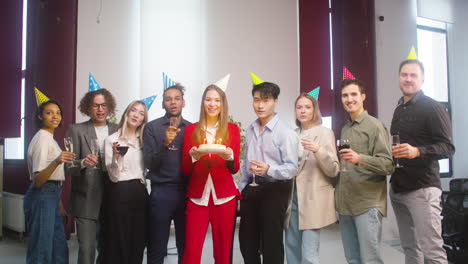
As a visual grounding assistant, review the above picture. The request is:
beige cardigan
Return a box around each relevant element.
[286,125,340,230]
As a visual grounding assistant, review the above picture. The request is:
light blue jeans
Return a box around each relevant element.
[24,181,68,264]
[339,208,383,264]
[286,190,321,264]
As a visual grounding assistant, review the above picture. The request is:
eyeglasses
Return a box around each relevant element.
[92,103,108,110]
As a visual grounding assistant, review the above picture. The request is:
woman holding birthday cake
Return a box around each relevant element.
[181,76,241,264]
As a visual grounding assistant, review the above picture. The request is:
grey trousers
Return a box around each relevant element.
[75,217,99,264]
[390,187,448,264]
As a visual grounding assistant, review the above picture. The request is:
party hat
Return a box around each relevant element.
[407,45,418,60]
[250,72,264,85]
[141,95,157,110]
[214,74,231,91]
[89,73,102,91]
[343,66,356,80]
[163,72,176,90]
[35,87,50,106]
[307,86,320,100]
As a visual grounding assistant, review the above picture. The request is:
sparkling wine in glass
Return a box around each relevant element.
[64,137,77,168]
[337,139,350,172]
[89,139,100,169]
[249,162,259,187]
[392,135,403,168]
[168,117,180,151]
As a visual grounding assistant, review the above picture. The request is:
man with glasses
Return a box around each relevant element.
[66,88,118,264]
[144,83,191,264]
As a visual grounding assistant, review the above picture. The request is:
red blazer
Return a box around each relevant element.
[182,122,241,199]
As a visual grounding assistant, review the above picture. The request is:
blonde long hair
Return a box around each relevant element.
[295,93,322,129]
[117,100,148,145]
[193,85,229,144]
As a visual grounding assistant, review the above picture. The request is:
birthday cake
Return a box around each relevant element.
[198,144,226,152]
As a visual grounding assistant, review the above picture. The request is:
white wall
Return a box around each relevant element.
[78,0,300,129]
[76,0,141,122]
[374,0,468,240]
[447,0,468,181]
[374,0,468,184]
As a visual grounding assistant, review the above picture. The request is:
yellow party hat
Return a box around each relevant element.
[34,87,50,106]
[407,46,418,60]
[250,72,264,85]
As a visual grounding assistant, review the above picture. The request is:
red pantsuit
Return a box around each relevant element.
[181,123,241,264]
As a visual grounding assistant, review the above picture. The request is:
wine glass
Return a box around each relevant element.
[249,162,259,187]
[64,137,77,168]
[89,139,100,169]
[392,135,403,168]
[337,139,350,172]
[116,142,130,171]
[168,117,180,151]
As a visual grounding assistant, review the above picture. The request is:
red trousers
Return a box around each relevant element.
[182,195,237,264]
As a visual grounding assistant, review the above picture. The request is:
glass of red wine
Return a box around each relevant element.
[337,139,350,172]
[116,143,129,171]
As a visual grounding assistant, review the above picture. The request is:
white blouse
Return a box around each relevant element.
[104,131,145,183]
[27,129,65,181]
[190,125,235,206]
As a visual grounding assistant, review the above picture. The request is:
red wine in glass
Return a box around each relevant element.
[338,144,350,151]
[116,146,129,156]
[337,139,350,172]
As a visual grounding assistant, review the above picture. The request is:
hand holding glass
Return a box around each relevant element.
[249,161,259,187]
[89,139,100,169]
[115,142,129,171]
[168,117,180,151]
[337,139,350,172]
[392,135,404,168]
[64,137,77,168]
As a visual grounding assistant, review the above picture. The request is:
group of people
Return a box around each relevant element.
[24,58,454,264]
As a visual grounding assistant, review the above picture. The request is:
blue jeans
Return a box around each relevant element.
[285,189,321,264]
[339,209,383,264]
[24,182,68,264]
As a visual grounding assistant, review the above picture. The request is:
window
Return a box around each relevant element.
[416,17,451,177]
[4,0,27,160]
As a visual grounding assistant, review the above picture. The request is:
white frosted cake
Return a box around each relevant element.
[199,144,226,152]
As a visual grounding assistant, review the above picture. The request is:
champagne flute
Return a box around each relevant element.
[249,162,259,187]
[392,135,404,168]
[168,117,180,151]
[89,139,100,169]
[64,137,77,168]
[337,139,350,172]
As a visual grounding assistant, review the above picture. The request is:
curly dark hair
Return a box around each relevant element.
[78,88,116,118]
[33,100,64,129]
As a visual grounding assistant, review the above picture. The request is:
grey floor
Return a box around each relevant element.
[0,223,405,263]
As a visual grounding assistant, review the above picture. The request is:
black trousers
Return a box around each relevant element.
[239,180,293,264]
[148,184,186,264]
[103,179,149,264]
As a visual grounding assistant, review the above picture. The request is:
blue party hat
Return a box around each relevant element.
[141,95,157,110]
[89,73,102,91]
[307,86,320,100]
[162,72,176,90]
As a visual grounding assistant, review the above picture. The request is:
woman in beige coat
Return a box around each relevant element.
[285,93,340,264]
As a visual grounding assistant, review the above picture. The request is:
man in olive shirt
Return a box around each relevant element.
[390,60,454,264]
[335,79,394,264]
